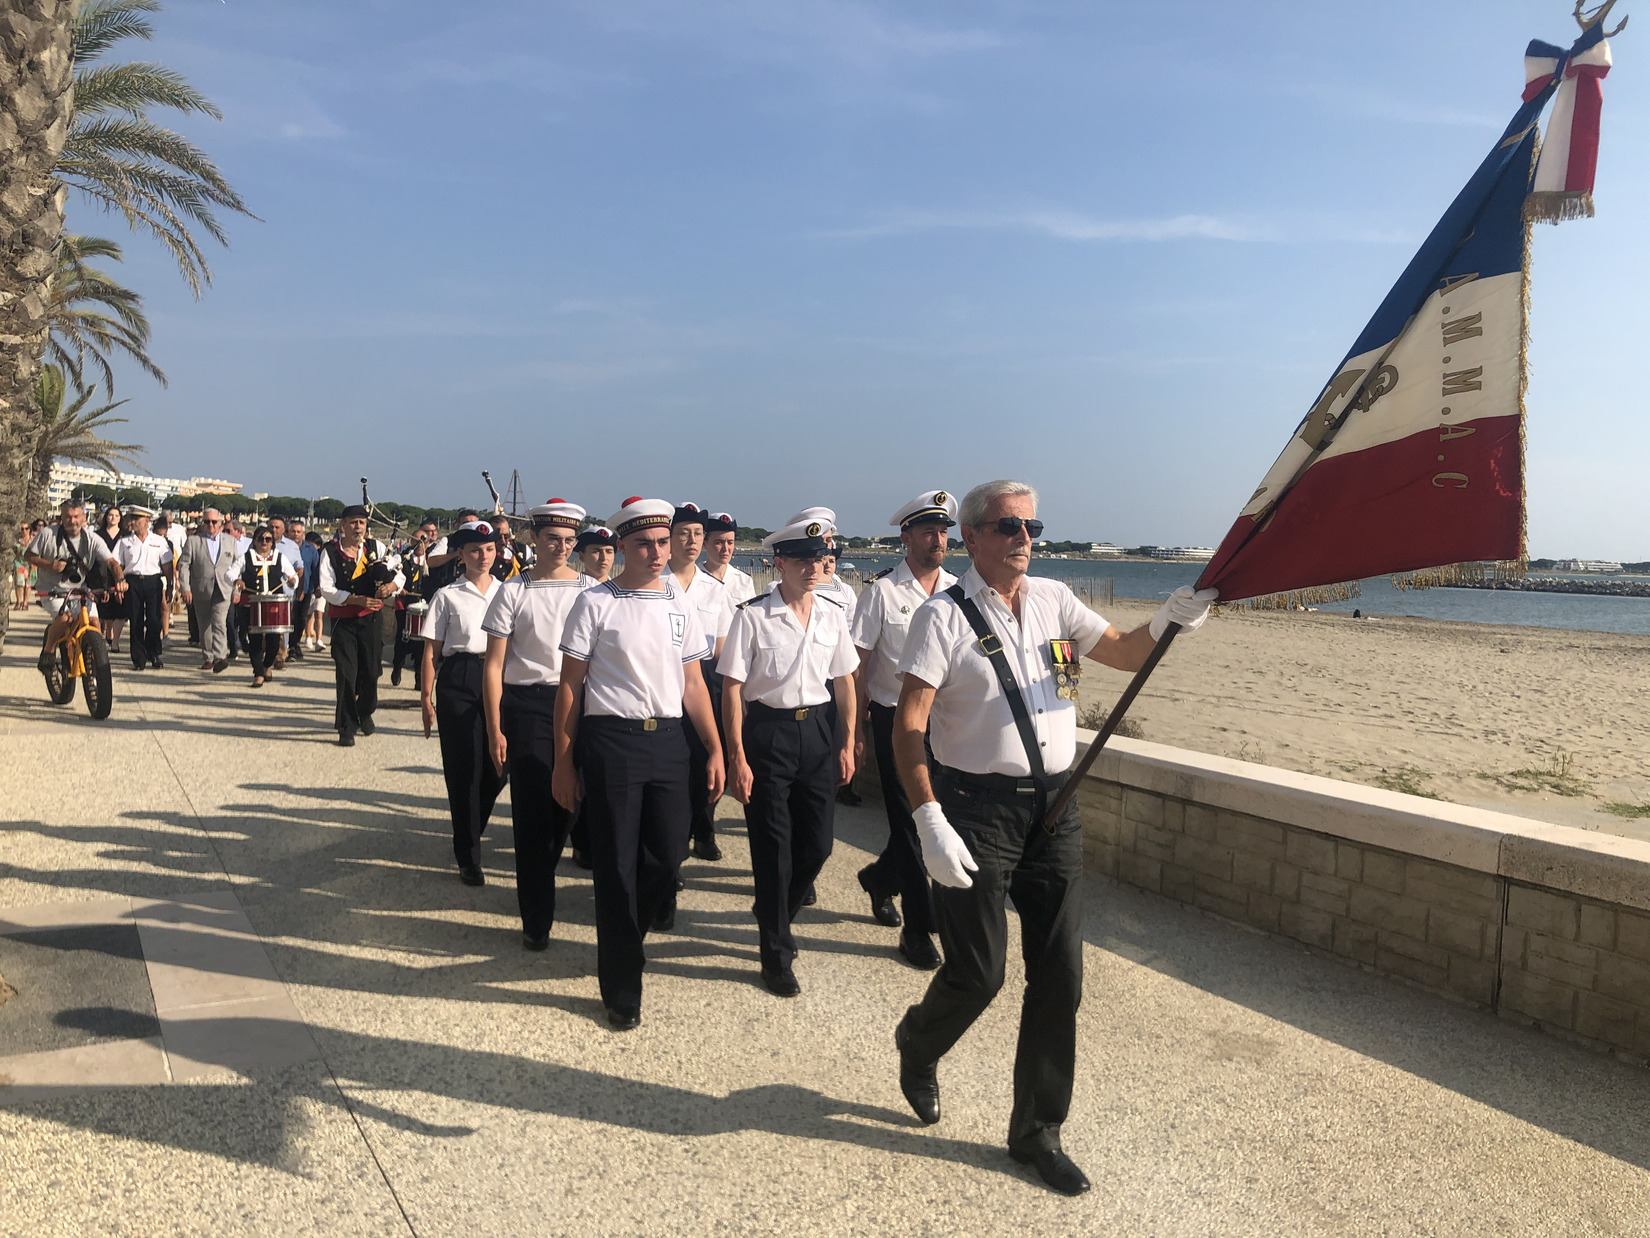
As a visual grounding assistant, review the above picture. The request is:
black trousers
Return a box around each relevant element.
[744,702,837,970]
[229,603,248,655]
[858,702,936,934]
[187,595,200,644]
[125,575,164,668]
[501,683,571,935]
[899,766,1085,1156]
[247,632,281,677]
[392,605,421,682]
[330,612,383,735]
[685,705,716,847]
[437,653,506,869]
[579,716,690,1010]
[290,594,311,648]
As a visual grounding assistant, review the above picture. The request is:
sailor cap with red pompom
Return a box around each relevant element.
[609,497,675,537]
[528,498,586,530]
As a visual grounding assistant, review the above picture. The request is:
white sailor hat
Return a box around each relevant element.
[609,496,675,538]
[785,506,836,532]
[762,518,832,558]
[671,501,707,527]
[124,504,157,519]
[889,489,957,530]
[528,498,586,529]
[448,519,496,548]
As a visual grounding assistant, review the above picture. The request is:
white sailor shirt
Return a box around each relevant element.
[717,587,858,710]
[425,576,499,656]
[898,567,1110,777]
[851,558,958,709]
[670,563,734,659]
[114,531,173,577]
[560,580,708,720]
[481,574,593,686]
[817,572,858,624]
[716,564,757,607]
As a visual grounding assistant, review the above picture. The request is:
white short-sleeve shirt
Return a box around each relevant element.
[850,558,958,708]
[560,580,708,720]
[670,564,733,659]
[481,574,593,686]
[114,531,174,576]
[898,567,1110,777]
[715,564,757,607]
[817,572,858,624]
[425,576,500,656]
[717,588,858,710]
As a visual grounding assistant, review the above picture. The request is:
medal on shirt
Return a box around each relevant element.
[1049,639,1080,701]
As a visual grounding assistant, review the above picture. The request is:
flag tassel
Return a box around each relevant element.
[1523,190,1595,223]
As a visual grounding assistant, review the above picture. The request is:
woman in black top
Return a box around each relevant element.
[95,506,129,652]
[235,525,299,687]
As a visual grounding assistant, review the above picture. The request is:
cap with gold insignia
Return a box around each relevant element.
[609,496,675,537]
[889,489,957,530]
[762,519,831,558]
[123,504,157,519]
[528,498,586,530]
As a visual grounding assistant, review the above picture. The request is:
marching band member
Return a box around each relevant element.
[421,520,505,886]
[668,502,734,865]
[491,516,526,581]
[318,504,404,746]
[575,526,616,583]
[235,525,299,688]
[849,489,958,969]
[552,496,725,1031]
[717,517,857,996]
[112,505,172,671]
[391,518,437,688]
[482,500,593,949]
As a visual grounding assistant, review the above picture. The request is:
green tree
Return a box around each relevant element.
[27,364,142,519]
[72,482,119,507]
[48,233,165,395]
[312,497,345,521]
[58,0,255,297]
[116,483,153,507]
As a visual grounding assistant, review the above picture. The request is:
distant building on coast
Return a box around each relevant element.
[1555,558,1623,573]
[47,462,242,509]
[1089,543,1122,556]
[1140,546,1216,562]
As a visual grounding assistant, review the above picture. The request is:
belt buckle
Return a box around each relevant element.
[794,708,808,721]
[976,633,1004,656]
[642,718,658,732]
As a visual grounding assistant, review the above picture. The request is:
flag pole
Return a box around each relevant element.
[1043,622,1180,828]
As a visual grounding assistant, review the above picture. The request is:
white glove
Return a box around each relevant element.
[914,801,978,889]
[1150,586,1218,640]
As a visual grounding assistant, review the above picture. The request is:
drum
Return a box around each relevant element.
[250,594,293,634]
[403,599,430,640]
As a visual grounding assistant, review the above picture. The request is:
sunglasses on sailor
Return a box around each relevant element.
[977,516,1044,539]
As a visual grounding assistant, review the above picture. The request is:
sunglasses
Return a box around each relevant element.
[978,516,1044,539]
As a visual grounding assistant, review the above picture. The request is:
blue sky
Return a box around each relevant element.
[95,0,1648,556]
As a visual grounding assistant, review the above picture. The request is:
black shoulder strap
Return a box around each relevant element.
[870,566,894,581]
[943,584,1044,780]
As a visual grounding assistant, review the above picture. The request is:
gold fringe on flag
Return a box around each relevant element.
[1389,558,1528,592]
[1219,580,1361,611]
[1523,190,1595,224]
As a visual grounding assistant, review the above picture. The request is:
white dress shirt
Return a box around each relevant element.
[898,567,1110,777]
[559,580,708,720]
[717,588,858,710]
[849,558,959,708]
[114,531,174,576]
[712,564,757,607]
[425,576,498,656]
[481,574,593,686]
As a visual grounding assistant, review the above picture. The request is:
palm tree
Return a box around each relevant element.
[57,0,254,297]
[25,364,144,520]
[49,233,167,397]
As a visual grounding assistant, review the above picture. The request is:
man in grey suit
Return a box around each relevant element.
[178,508,241,672]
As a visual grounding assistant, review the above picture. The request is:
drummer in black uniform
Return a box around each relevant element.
[235,524,300,688]
[552,497,725,1030]
[421,520,505,886]
[717,517,858,996]
[482,500,593,948]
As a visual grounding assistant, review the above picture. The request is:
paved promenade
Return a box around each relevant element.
[1,608,1647,1237]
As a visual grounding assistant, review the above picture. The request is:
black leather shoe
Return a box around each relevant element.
[606,1005,641,1031]
[857,865,901,927]
[835,783,862,806]
[359,716,376,736]
[895,1017,940,1125]
[211,659,228,673]
[802,884,817,906]
[898,930,941,970]
[390,667,402,687]
[522,931,550,952]
[761,965,801,997]
[1010,1147,1091,1197]
[690,836,722,861]
[337,731,356,747]
[459,865,485,887]
[150,658,164,670]
[651,900,676,932]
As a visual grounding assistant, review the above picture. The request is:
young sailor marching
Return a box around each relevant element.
[553,497,725,1031]
[421,520,506,886]
[668,501,734,866]
[318,505,404,746]
[786,507,858,622]
[575,526,616,583]
[717,517,858,997]
[848,490,959,969]
[702,512,756,605]
[236,524,300,689]
[482,500,593,949]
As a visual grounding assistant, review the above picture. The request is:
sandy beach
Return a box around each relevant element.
[1080,601,1650,843]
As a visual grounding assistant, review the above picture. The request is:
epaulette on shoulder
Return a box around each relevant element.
[869,566,894,581]
[736,594,762,610]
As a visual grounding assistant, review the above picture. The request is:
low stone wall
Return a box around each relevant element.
[1075,736,1650,1064]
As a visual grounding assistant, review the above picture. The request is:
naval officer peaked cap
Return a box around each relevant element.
[785,506,836,533]
[609,497,675,537]
[574,525,616,552]
[671,501,707,527]
[890,489,957,530]
[529,498,586,529]
[763,518,832,558]
[448,519,496,548]
[703,511,737,534]
[124,504,157,519]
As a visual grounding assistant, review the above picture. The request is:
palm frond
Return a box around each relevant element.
[73,63,222,120]
[47,233,167,392]
[72,0,159,63]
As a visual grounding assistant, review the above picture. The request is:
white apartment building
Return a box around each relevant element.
[47,462,242,509]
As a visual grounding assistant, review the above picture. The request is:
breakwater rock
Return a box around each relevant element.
[1450,576,1650,598]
